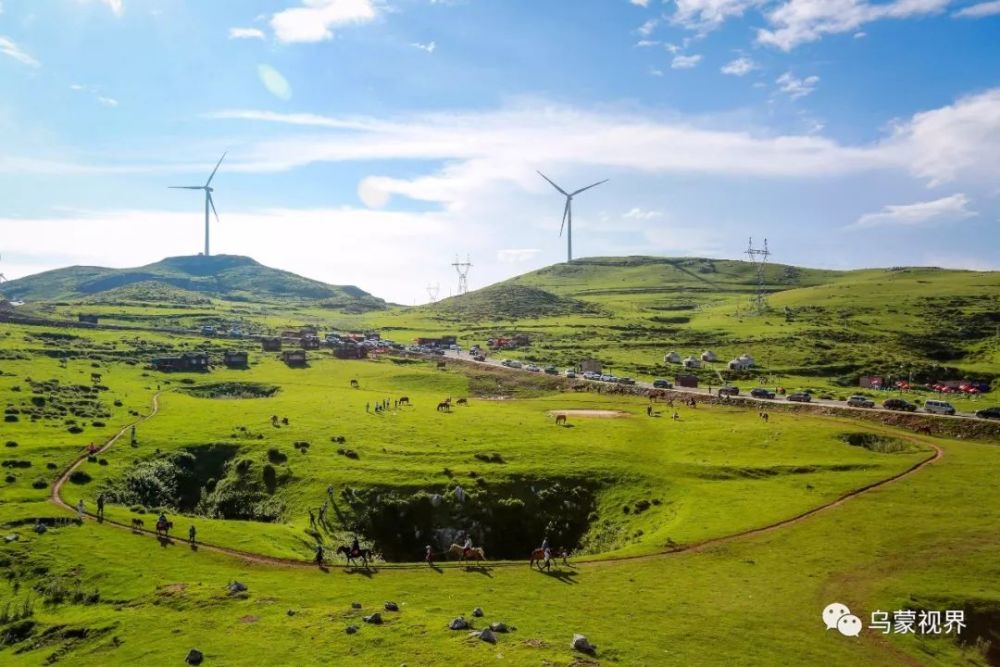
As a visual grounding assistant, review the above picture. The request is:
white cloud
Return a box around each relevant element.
[410,41,436,53]
[671,54,702,69]
[853,31,867,37]
[0,36,40,67]
[672,0,762,30]
[953,0,1000,17]
[97,96,118,107]
[637,18,659,35]
[257,64,292,100]
[270,0,377,43]
[102,0,123,15]
[496,248,541,263]
[635,39,660,47]
[70,83,118,107]
[630,0,650,7]
[649,67,664,76]
[229,27,266,39]
[758,0,950,51]
[721,56,756,76]
[852,193,976,228]
[623,207,663,220]
[776,71,819,99]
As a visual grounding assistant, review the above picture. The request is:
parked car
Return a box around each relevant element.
[565,370,577,379]
[846,395,875,408]
[974,406,1000,420]
[718,386,740,397]
[787,392,812,403]
[617,377,635,385]
[501,359,522,369]
[750,388,775,399]
[923,399,956,416]
[525,364,541,372]
[472,354,486,362]
[883,398,917,412]
[544,366,559,375]
[653,379,673,389]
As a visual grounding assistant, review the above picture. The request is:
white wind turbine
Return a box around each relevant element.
[537,171,607,263]
[170,152,227,256]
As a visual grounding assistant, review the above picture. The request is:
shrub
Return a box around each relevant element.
[4,441,17,448]
[92,421,105,427]
[266,448,287,464]
[46,463,57,470]
[69,471,92,484]
[31,478,47,489]
[4,475,14,483]
[67,426,84,434]
[4,415,18,423]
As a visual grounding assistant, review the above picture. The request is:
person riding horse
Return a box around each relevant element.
[462,535,474,559]
[541,536,551,565]
[351,536,361,558]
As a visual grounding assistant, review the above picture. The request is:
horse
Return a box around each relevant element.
[555,414,567,426]
[530,547,570,570]
[456,398,468,406]
[335,545,373,567]
[155,518,172,537]
[448,543,486,562]
[131,518,144,531]
[350,379,359,388]
[398,396,410,405]
[437,401,451,412]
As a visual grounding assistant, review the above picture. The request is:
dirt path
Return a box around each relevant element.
[49,392,944,572]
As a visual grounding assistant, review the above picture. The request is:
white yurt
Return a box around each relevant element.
[664,351,681,364]
[683,356,702,369]
[701,350,717,362]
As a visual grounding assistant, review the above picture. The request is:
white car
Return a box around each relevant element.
[526,364,541,372]
[565,370,577,378]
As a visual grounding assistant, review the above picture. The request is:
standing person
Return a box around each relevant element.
[309,509,316,528]
[366,402,370,413]
[646,405,653,417]
[130,425,137,445]
[315,543,324,566]
[425,544,434,566]
[96,493,105,519]
[188,525,197,543]
[76,498,85,519]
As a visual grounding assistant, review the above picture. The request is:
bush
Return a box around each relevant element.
[4,415,18,423]
[266,448,287,464]
[69,471,92,484]
[4,474,14,483]
[46,463,57,470]
[4,441,17,448]
[67,426,84,434]
[31,478,47,489]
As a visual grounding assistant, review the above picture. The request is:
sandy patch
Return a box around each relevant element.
[239,615,259,623]
[548,409,630,418]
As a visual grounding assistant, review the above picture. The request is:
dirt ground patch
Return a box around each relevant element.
[548,409,631,418]
[239,615,259,623]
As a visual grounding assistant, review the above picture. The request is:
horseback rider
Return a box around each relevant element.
[351,536,361,558]
[462,533,473,559]
[157,511,167,527]
[541,536,551,562]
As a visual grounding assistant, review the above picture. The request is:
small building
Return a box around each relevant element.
[261,337,282,352]
[78,314,99,325]
[512,333,530,347]
[701,350,717,363]
[683,356,702,369]
[281,350,307,367]
[301,335,321,350]
[675,374,699,388]
[332,341,366,359]
[664,351,681,364]
[580,359,603,374]
[152,352,209,373]
[415,335,458,348]
[223,350,249,369]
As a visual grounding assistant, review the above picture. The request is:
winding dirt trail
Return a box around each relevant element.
[50,392,944,572]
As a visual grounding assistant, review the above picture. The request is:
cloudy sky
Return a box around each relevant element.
[1,0,998,303]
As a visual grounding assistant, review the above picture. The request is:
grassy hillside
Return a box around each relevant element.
[2,255,387,312]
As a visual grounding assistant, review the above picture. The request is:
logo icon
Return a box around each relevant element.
[823,602,861,637]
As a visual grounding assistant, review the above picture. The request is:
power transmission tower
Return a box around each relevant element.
[745,237,771,314]
[452,255,472,296]
[426,283,440,303]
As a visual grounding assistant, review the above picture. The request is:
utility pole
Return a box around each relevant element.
[745,237,771,314]
[452,255,472,296]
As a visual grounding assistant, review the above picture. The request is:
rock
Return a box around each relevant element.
[345,625,359,635]
[472,607,484,617]
[384,601,399,612]
[227,581,247,594]
[363,612,382,625]
[489,622,509,633]
[4,533,18,543]
[185,648,204,665]
[351,602,362,609]
[449,617,469,630]
[33,523,47,534]
[477,628,497,644]
[571,633,596,655]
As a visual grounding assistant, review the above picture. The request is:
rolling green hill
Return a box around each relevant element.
[2,255,387,312]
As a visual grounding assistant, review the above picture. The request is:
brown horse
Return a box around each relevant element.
[555,414,567,426]
[448,544,486,562]
[398,396,410,405]
[530,547,569,570]
[456,398,468,405]
[437,401,451,412]
[155,518,173,537]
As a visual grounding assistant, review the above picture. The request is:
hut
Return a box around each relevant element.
[261,337,282,352]
[664,351,681,364]
[223,350,249,369]
[281,350,307,367]
[682,356,702,369]
[675,374,699,388]
[332,341,366,359]
[700,350,717,362]
[727,353,755,371]
[151,352,209,373]
[301,335,321,350]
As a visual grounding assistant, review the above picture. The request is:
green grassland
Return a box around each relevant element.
[1,317,998,665]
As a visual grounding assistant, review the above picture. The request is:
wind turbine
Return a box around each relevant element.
[537,171,607,263]
[170,152,227,256]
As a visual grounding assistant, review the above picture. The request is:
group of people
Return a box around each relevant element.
[366,397,403,414]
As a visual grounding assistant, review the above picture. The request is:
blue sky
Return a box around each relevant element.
[1,0,998,303]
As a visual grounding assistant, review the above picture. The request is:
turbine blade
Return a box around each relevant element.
[208,192,219,223]
[559,199,570,237]
[570,179,608,196]
[169,186,204,190]
[205,152,227,187]
[536,170,568,196]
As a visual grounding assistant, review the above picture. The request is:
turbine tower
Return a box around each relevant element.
[452,255,472,296]
[537,171,607,263]
[170,152,227,256]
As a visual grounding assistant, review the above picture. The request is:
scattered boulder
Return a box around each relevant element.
[384,601,399,612]
[227,581,247,596]
[185,648,204,665]
[363,613,382,625]
[571,633,597,655]
[489,622,509,633]
[345,625,359,635]
[449,617,469,630]
[351,602,362,609]
[472,607,484,617]
[476,628,497,644]
[33,522,47,534]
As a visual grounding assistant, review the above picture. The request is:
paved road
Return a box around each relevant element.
[436,349,993,423]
